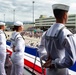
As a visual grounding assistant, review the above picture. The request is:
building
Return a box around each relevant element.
[35,14,76,31]
[24,23,34,30]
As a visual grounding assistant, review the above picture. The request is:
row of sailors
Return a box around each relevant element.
[0,3,76,75]
[0,21,25,75]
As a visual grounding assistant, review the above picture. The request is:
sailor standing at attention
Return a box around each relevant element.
[10,21,25,75]
[0,22,7,75]
[38,4,76,75]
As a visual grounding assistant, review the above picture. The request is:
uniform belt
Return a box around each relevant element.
[13,50,20,52]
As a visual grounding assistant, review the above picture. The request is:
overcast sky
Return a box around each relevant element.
[0,0,76,22]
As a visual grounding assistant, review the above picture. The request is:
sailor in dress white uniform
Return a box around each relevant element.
[0,22,7,75]
[38,4,76,75]
[10,21,25,75]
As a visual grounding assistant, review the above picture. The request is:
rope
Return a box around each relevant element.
[31,49,38,75]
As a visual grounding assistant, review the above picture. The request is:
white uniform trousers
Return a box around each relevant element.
[46,68,69,75]
[10,63,24,75]
[0,52,6,75]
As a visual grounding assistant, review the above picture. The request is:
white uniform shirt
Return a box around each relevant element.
[38,23,76,75]
[11,31,25,65]
[0,30,6,52]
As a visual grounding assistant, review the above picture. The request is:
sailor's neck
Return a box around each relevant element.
[56,20,66,25]
[16,30,21,33]
[0,29,4,31]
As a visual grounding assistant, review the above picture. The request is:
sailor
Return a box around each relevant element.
[0,22,7,75]
[38,4,76,75]
[10,21,25,75]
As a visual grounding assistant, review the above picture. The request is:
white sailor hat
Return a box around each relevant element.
[0,22,5,26]
[14,21,23,26]
[52,4,69,12]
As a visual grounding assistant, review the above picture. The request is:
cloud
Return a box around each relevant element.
[69,3,76,14]
[70,3,76,8]
[0,0,76,22]
[0,0,52,22]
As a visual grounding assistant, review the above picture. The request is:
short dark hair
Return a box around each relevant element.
[13,26,21,31]
[0,25,4,29]
[53,9,67,19]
